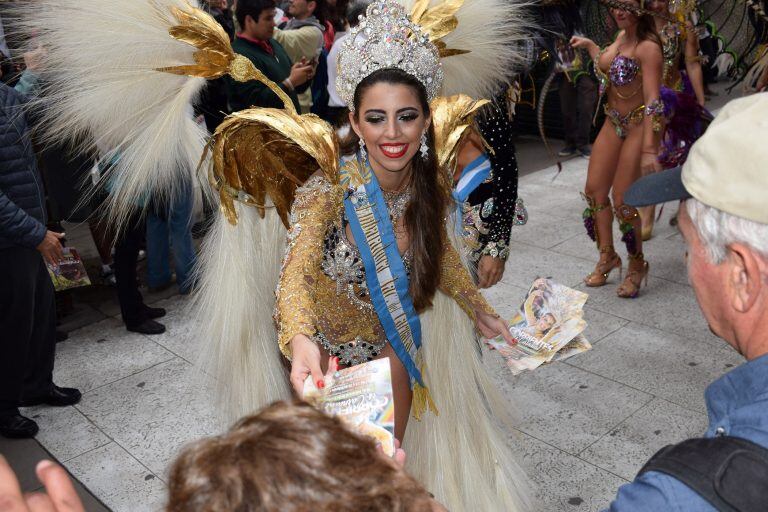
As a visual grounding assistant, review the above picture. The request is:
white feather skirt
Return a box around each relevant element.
[194,203,291,423]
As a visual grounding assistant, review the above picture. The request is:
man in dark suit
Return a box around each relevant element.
[0,71,81,439]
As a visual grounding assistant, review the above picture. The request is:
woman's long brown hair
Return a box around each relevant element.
[340,68,448,312]
[636,12,661,46]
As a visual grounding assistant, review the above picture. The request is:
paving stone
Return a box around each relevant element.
[53,318,176,392]
[580,397,708,480]
[510,210,585,250]
[66,443,166,512]
[575,276,723,349]
[501,242,597,290]
[582,306,629,345]
[498,362,653,454]
[144,295,197,362]
[77,359,218,476]
[509,430,626,512]
[19,405,110,463]
[568,322,744,413]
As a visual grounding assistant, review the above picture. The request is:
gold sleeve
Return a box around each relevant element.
[274,175,342,359]
[438,241,498,320]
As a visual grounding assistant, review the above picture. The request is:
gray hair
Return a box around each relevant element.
[686,198,768,264]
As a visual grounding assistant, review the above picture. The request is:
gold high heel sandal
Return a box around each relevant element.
[584,247,622,287]
[617,254,649,298]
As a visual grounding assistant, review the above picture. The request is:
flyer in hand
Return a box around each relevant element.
[47,247,91,291]
[487,278,590,375]
[303,358,396,456]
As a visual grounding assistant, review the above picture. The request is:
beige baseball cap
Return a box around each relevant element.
[625,93,768,225]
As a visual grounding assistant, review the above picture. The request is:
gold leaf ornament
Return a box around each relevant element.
[431,94,490,173]
[206,109,340,227]
[157,3,296,112]
[409,0,468,54]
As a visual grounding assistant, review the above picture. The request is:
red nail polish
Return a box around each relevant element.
[334,357,340,366]
[317,379,325,389]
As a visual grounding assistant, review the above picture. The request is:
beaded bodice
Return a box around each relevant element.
[321,219,412,312]
[609,54,640,87]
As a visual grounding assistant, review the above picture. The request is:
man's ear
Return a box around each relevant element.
[308,0,317,14]
[728,243,763,313]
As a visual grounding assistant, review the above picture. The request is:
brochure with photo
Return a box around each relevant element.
[47,247,91,291]
[303,357,396,456]
[487,278,590,375]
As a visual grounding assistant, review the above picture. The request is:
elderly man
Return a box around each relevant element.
[603,94,768,510]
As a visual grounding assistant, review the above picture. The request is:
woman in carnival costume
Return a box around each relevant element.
[453,89,528,288]
[570,0,664,298]
[640,0,711,238]
[12,0,532,509]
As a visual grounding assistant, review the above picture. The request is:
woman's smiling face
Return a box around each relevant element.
[350,82,431,174]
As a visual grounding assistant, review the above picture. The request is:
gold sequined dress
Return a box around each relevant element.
[275,174,497,362]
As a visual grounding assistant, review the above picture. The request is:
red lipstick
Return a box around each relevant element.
[379,143,409,159]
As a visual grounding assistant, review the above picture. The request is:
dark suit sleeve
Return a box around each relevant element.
[0,187,46,248]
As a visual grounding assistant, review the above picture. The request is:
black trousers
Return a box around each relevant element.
[113,215,148,327]
[0,247,57,416]
[559,75,598,148]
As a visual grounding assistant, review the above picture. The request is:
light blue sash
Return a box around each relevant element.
[452,153,491,231]
[341,154,424,389]
[454,153,492,203]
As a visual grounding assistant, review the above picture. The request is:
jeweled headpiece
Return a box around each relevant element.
[336,0,443,110]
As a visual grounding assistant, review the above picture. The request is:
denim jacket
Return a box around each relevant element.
[604,352,768,511]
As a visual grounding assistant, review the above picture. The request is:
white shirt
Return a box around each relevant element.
[326,32,348,108]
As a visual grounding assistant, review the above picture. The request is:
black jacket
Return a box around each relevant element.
[0,82,46,250]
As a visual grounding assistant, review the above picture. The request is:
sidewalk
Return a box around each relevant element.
[2,149,740,511]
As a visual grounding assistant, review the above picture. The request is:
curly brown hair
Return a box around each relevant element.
[166,401,436,512]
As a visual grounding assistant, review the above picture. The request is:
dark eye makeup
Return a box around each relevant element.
[363,108,420,124]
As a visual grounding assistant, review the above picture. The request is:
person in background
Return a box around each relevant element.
[273,0,326,113]
[0,61,81,439]
[325,0,369,125]
[226,0,315,112]
[95,156,167,336]
[605,94,768,511]
[145,175,197,295]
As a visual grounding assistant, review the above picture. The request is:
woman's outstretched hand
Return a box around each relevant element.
[570,36,594,50]
[290,336,341,396]
[475,311,516,345]
[289,334,323,395]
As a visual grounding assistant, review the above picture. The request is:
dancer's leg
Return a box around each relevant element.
[612,125,649,298]
[583,122,623,285]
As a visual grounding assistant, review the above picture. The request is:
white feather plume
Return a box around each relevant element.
[398,0,533,99]
[194,201,291,423]
[9,0,209,227]
[714,52,735,77]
